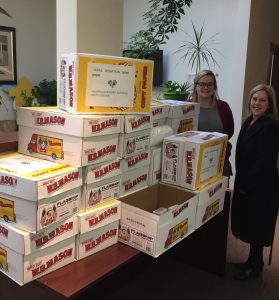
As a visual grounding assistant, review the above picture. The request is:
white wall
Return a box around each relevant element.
[0,0,56,85]
[123,0,251,187]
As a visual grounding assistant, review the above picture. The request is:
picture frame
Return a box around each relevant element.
[0,26,17,84]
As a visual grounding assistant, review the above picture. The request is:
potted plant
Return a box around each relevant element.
[162,80,191,100]
[174,22,222,74]
[22,79,57,107]
[123,30,163,86]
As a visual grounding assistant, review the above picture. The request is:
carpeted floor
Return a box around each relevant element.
[80,213,279,300]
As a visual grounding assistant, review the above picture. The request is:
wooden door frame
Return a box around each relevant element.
[266,42,279,84]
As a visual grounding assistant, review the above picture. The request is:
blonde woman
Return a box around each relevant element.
[231,84,279,280]
[190,70,234,177]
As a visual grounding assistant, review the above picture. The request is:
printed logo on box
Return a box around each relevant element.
[152,107,163,116]
[28,247,74,278]
[27,133,64,160]
[85,206,119,228]
[86,145,117,162]
[93,161,120,179]
[202,199,220,223]
[130,115,150,129]
[32,221,74,248]
[208,182,223,198]
[0,175,17,187]
[172,202,189,218]
[0,197,15,223]
[0,247,8,271]
[46,171,79,194]
[90,118,118,133]
[186,150,194,184]
[182,105,196,115]
[127,152,149,168]
[83,229,117,252]
[0,224,8,238]
[33,113,66,127]
[124,174,147,192]
[164,219,188,249]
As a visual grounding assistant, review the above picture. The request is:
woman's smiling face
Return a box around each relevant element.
[250,90,269,120]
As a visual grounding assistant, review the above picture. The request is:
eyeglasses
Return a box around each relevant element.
[196,82,215,88]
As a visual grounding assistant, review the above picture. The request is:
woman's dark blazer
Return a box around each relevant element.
[231,115,279,246]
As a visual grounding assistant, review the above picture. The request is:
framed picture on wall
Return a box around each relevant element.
[0,26,17,84]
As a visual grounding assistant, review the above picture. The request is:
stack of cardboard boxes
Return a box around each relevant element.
[0,152,82,284]
[161,130,229,229]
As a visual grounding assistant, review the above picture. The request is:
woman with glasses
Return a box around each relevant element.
[231,84,279,280]
[190,70,234,178]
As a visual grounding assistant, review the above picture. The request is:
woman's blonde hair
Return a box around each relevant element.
[248,84,278,121]
[190,70,219,105]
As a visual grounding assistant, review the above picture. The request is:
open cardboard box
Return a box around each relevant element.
[119,183,198,257]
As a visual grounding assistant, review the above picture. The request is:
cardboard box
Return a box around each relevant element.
[166,115,199,134]
[0,187,80,233]
[82,176,120,211]
[120,150,150,173]
[17,107,122,137]
[195,177,227,229]
[157,99,200,118]
[76,220,119,260]
[59,53,153,114]
[0,152,82,201]
[151,100,170,127]
[0,215,78,256]
[18,125,119,167]
[118,129,150,158]
[119,183,198,257]
[120,166,149,196]
[84,158,121,184]
[0,236,75,285]
[162,131,227,190]
[121,114,151,133]
[78,199,121,233]
[148,147,162,186]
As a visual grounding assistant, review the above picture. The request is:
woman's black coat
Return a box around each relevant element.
[231,115,279,246]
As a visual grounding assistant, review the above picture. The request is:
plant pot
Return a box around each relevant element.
[163,92,189,101]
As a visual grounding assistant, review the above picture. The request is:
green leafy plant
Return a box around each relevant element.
[174,22,222,74]
[22,79,57,107]
[124,0,193,57]
[162,80,191,100]
[123,30,161,59]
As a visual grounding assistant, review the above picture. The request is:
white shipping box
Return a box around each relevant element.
[0,187,80,233]
[120,150,150,173]
[166,115,199,134]
[120,166,149,196]
[84,159,121,184]
[78,199,121,234]
[151,101,170,121]
[158,99,200,118]
[0,236,75,285]
[0,152,82,201]
[76,220,119,260]
[162,131,227,190]
[194,176,227,229]
[148,147,162,186]
[82,176,120,211]
[0,215,78,255]
[121,114,151,133]
[18,125,119,167]
[17,107,122,137]
[119,183,198,257]
[118,129,150,158]
[59,53,153,114]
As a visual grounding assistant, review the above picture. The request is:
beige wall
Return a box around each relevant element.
[77,0,123,56]
[243,0,279,120]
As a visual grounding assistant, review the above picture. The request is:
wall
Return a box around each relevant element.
[243,0,279,118]
[0,0,56,85]
[123,0,251,187]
